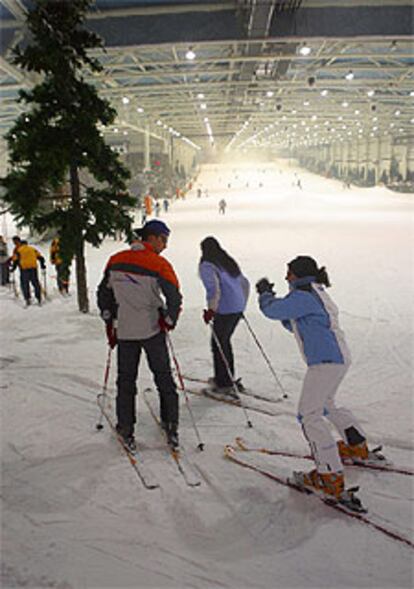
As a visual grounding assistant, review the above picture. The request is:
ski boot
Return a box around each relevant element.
[291,469,366,513]
[163,422,179,450]
[116,425,137,454]
[338,440,387,466]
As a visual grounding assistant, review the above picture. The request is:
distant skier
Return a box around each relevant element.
[163,198,169,213]
[256,256,378,509]
[155,200,161,217]
[197,188,202,198]
[199,237,250,397]
[11,240,46,306]
[0,235,9,286]
[297,178,302,190]
[50,237,71,295]
[218,199,227,215]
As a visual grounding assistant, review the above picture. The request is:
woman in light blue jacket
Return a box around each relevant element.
[256,256,372,506]
[199,237,250,395]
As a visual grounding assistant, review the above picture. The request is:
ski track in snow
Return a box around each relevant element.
[1,161,413,589]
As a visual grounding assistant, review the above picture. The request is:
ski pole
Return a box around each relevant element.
[96,346,113,431]
[242,314,288,399]
[165,331,205,451]
[209,325,253,428]
[42,269,48,300]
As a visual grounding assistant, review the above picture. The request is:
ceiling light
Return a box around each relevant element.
[320,89,328,97]
[354,110,360,115]
[197,93,205,99]
[299,44,312,57]
[342,101,349,107]
[185,48,196,60]
[410,91,414,97]
[137,107,144,113]
[303,100,310,106]
[123,131,128,136]
[122,97,130,105]
[200,103,207,110]
[395,110,401,116]
[367,90,375,97]
[345,70,354,81]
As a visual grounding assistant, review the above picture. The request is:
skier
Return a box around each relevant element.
[197,188,202,198]
[11,240,46,306]
[218,199,227,215]
[154,200,161,217]
[163,198,169,213]
[50,237,71,295]
[199,236,250,397]
[256,256,373,506]
[0,235,9,285]
[97,220,183,451]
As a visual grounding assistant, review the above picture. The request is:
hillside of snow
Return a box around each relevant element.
[1,161,413,589]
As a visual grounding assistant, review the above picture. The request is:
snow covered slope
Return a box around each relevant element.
[1,162,413,588]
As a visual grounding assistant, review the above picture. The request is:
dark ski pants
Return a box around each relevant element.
[56,263,70,293]
[0,262,9,285]
[20,268,41,303]
[116,331,178,436]
[211,312,242,388]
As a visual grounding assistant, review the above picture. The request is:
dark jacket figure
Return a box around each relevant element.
[50,237,71,294]
[0,236,9,285]
[12,241,45,306]
[97,220,183,450]
[218,199,227,214]
[199,236,249,393]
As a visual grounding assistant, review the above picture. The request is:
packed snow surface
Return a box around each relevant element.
[1,161,413,589]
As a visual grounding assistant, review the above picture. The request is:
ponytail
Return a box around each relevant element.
[316,266,331,287]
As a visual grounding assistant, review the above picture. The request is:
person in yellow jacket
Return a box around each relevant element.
[11,240,46,306]
[50,237,71,295]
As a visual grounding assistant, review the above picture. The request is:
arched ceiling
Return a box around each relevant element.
[0,0,413,154]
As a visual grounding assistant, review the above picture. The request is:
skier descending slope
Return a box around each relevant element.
[256,256,377,510]
[97,220,183,451]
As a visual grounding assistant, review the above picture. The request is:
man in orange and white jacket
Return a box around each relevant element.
[97,220,183,451]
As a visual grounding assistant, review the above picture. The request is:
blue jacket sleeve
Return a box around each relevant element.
[199,262,220,310]
[258,290,319,321]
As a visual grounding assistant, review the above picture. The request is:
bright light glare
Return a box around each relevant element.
[186,49,196,60]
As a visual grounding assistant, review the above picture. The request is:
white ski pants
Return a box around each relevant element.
[297,362,365,474]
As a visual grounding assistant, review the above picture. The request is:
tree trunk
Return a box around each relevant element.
[70,163,89,313]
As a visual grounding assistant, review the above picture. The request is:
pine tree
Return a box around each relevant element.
[1,0,134,312]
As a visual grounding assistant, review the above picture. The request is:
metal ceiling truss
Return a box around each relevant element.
[0,0,413,154]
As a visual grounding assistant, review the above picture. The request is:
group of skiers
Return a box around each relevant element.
[2,234,71,305]
[97,218,373,506]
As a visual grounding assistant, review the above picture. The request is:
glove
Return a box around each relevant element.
[256,278,275,296]
[159,314,175,332]
[105,321,118,349]
[203,309,215,324]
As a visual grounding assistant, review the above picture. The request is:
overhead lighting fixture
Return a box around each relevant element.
[200,103,207,110]
[266,90,274,98]
[354,109,360,115]
[197,93,205,99]
[342,101,349,107]
[345,70,354,81]
[298,43,311,56]
[303,100,310,106]
[410,91,414,97]
[185,48,196,60]
[137,107,144,113]
[367,90,375,97]
[122,97,130,105]
[395,110,401,116]
[320,89,328,97]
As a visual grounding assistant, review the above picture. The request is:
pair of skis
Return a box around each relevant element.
[96,391,201,490]
[224,438,414,549]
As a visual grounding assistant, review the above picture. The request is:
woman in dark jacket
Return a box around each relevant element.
[199,236,250,395]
